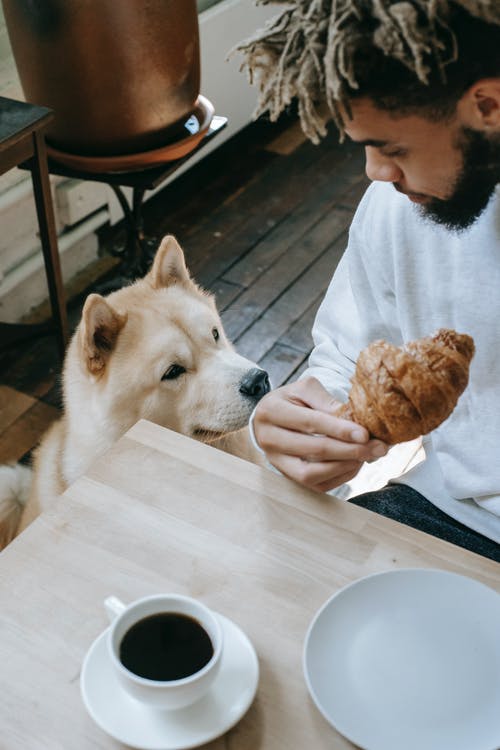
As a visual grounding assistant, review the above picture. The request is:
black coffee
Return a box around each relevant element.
[119,612,214,681]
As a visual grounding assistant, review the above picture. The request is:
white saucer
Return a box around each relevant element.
[81,612,259,750]
[304,568,500,750]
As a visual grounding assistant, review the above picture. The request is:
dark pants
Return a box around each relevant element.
[350,484,500,563]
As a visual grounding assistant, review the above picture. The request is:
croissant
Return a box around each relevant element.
[335,329,475,444]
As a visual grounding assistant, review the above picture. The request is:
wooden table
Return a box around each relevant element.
[0,96,69,358]
[0,419,498,749]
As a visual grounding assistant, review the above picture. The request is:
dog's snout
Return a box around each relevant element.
[239,368,271,401]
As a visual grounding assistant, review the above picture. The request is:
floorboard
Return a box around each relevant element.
[232,231,349,362]
[0,386,36,434]
[280,298,322,353]
[221,209,351,341]
[258,344,308,389]
[0,398,58,463]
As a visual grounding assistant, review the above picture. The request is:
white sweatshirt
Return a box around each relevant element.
[307,181,500,544]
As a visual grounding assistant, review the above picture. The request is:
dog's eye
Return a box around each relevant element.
[162,364,186,381]
[212,327,219,342]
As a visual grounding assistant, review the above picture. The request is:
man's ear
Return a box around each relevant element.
[458,79,500,130]
[147,235,191,289]
[80,294,127,375]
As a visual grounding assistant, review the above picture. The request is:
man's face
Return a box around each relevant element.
[344,98,500,231]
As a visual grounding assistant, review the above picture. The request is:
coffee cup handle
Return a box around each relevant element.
[104,595,126,622]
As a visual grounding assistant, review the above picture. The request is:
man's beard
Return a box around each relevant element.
[416,128,500,232]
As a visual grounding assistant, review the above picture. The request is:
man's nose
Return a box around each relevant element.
[365,147,402,183]
[239,368,271,401]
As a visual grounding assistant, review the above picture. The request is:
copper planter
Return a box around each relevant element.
[2,0,201,156]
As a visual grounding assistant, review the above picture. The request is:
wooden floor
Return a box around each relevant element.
[0,115,369,465]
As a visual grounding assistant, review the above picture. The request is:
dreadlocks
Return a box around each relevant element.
[234,0,500,142]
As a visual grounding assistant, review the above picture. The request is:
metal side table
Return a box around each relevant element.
[43,114,227,293]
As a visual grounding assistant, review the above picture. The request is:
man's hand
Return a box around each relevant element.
[253,376,388,493]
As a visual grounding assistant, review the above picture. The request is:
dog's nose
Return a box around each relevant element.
[239,368,271,401]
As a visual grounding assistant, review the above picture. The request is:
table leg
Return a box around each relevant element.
[30,131,69,358]
[102,185,158,285]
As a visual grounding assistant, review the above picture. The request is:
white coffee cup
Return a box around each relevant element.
[104,593,223,710]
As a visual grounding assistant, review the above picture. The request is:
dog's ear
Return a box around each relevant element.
[80,294,127,375]
[147,235,191,289]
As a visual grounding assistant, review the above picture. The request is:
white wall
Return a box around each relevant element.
[0,0,277,321]
[191,0,278,167]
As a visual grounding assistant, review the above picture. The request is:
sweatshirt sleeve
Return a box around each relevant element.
[305,184,401,401]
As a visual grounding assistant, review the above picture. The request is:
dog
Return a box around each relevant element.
[0,235,270,548]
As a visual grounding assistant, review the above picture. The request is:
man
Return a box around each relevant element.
[237,1,500,560]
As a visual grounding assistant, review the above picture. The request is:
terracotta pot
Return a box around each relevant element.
[2,0,200,155]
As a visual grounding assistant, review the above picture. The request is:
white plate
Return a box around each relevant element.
[304,568,500,750]
[81,613,258,750]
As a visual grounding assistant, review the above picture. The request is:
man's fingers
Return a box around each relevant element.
[257,395,371,445]
[267,453,363,491]
[288,376,342,413]
[253,381,388,495]
[259,424,387,464]
[313,466,362,493]
[288,377,369,432]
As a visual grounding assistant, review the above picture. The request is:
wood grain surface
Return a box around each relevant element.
[0,419,498,749]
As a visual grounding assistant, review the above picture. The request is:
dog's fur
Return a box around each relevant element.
[0,236,268,548]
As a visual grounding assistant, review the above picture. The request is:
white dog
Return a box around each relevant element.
[0,236,269,547]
